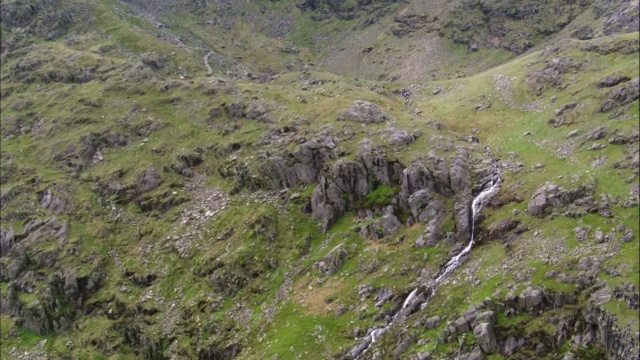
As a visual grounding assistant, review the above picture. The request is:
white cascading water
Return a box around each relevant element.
[353,163,502,359]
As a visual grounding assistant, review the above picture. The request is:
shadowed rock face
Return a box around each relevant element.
[259,135,339,189]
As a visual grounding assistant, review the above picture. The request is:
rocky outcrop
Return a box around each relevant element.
[313,244,349,276]
[597,75,631,88]
[583,305,640,360]
[503,287,576,315]
[527,183,596,217]
[222,100,271,122]
[259,135,338,189]
[137,166,162,193]
[311,142,402,230]
[359,206,402,240]
[39,186,74,215]
[390,130,416,146]
[400,161,451,209]
[407,189,446,246]
[311,160,369,229]
[1,228,15,256]
[599,77,640,113]
[337,101,390,124]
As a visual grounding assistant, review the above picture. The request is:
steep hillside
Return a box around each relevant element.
[0,0,638,359]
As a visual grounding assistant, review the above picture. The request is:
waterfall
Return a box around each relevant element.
[351,163,502,359]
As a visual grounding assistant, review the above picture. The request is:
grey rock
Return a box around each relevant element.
[361,212,402,240]
[449,147,471,194]
[502,336,524,356]
[567,130,580,138]
[574,226,589,241]
[138,166,162,193]
[224,102,245,119]
[400,162,449,209]
[454,316,471,333]
[597,75,631,88]
[594,229,605,243]
[245,101,271,122]
[589,285,612,306]
[260,136,338,189]
[454,194,472,241]
[357,141,403,187]
[425,315,441,330]
[527,183,586,217]
[528,189,550,216]
[312,244,349,276]
[374,288,393,307]
[1,228,14,256]
[585,126,608,141]
[554,103,577,116]
[473,322,498,354]
[390,130,416,146]
[518,287,543,310]
[337,100,390,124]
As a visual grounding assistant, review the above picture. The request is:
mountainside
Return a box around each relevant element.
[0,0,639,359]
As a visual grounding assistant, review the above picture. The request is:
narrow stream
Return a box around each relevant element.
[351,164,502,359]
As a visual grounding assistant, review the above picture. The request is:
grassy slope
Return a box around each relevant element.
[0,0,638,358]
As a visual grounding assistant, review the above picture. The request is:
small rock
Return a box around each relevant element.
[594,229,605,243]
[622,229,635,242]
[567,130,580,138]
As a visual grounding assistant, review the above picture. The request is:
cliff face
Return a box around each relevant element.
[0,0,638,359]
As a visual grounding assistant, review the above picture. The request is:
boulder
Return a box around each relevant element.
[585,126,608,141]
[574,226,589,242]
[360,209,402,240]
[517,287,543,310]
[337,100,390,124]
[401,164,434,208]
[454,316,471,333]
[425,315,441,330]
[527,184,581,216]
[312,244,349,276]
[596,75,631,88]
[224,102,245,119]
[390,130,416,146]
[425,214,445,246]
[473,322,498,354]
[1,228,14,256]
[408,190,435,222]
[138,166,162,194]
[245,101,271,122]
[374,288,393,307]
[502,336,525,356]
[528,188,550,216]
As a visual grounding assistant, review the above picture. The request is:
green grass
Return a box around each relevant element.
[359,184,398,209]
